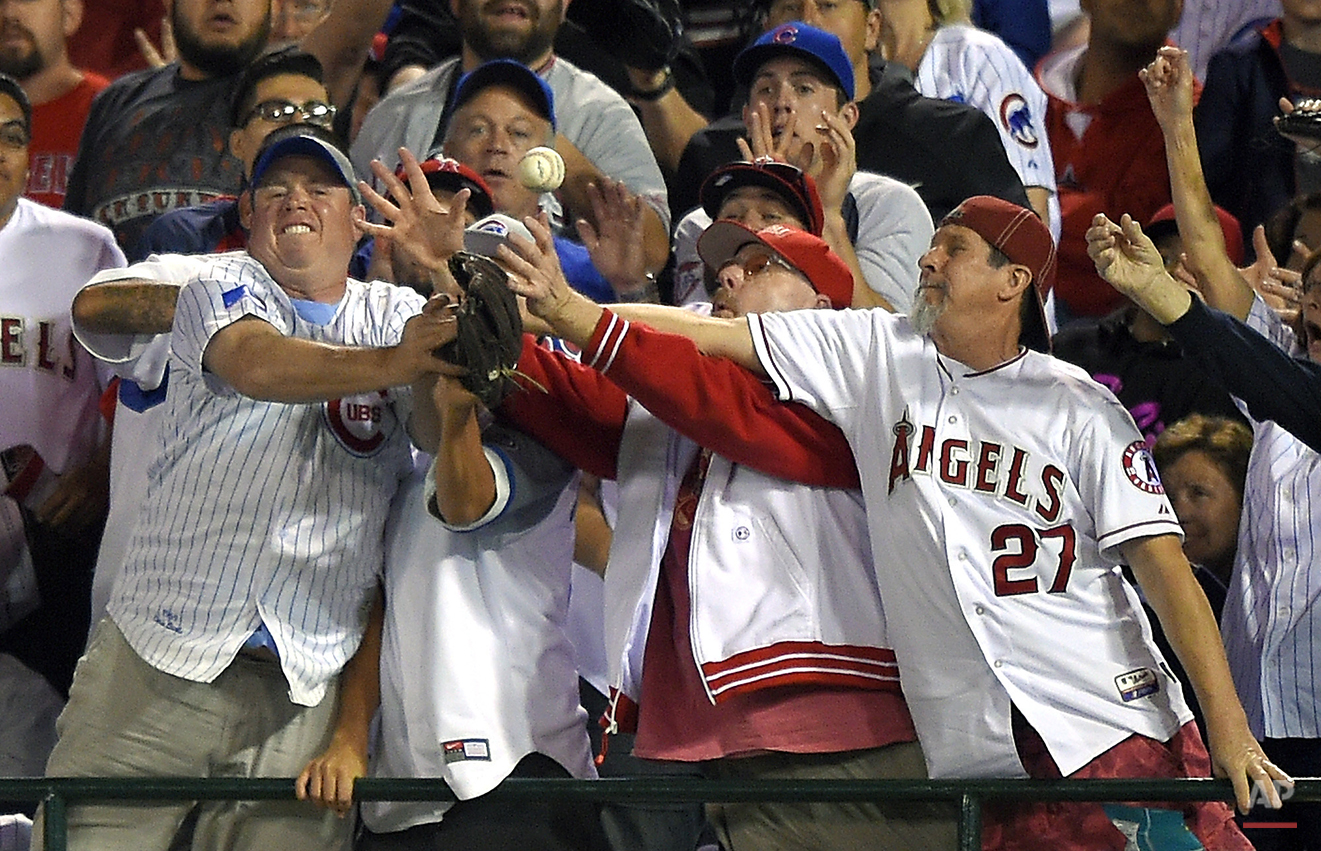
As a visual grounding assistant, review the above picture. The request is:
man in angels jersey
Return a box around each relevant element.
[497,196,1290,850]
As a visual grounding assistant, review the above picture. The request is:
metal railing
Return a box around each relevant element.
[2,775,1316,851]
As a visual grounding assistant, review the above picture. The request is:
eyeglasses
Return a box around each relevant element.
[241,99,337,129]
[0,121,28,150]
[279,0,331,22]
[720,251,799,281]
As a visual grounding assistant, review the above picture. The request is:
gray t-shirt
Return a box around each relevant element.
[351,55,670,232]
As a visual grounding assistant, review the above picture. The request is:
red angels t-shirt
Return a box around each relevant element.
[26,74,109,209]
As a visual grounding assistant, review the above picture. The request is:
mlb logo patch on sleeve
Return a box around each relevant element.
[443,739,491,763]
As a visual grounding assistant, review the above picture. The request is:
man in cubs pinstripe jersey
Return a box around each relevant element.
[879,0,1061,244]
[36,131,462,851]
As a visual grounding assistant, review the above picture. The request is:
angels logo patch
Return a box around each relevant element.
[324,390,391,457]
[1000,94,1039,149]
[1121,440,1164,494]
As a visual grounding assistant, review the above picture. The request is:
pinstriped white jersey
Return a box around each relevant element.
[1222,297,1321,739]
[917,24,1061,241]
[108,253,425,706]
[1169,0,1281,80]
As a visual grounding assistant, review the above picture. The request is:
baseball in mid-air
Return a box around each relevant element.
[518,146,565,192]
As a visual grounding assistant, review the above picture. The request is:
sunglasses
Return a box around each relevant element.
[720,250,799,280]
[242,99,337,129]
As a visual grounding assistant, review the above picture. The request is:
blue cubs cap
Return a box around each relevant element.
[249,124,361,205]
[451,59,556,130]
[733,22,855,102]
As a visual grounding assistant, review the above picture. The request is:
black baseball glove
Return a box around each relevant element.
[567,0,683,72]
[1276,99,1321,143]
[437,251,524,409]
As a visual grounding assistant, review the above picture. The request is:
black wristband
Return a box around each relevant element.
[628,67,675,102]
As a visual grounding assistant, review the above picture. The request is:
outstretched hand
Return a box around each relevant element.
[389,295,464,384]
[357,148,469,277]
[1086,213,1193,323]
[1239,225,1303,327]
[577,178,648,295]
[495,212,576,320]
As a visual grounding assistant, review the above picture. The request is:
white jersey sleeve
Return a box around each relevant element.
[748,307,900,429]
[171,255,291,393]
[1068,386,1184,558]
[73,253,216,391]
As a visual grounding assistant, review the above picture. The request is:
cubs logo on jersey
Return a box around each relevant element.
[324,390,393,457]
[999,94,1039,149]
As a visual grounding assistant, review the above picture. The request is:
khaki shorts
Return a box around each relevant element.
[705,742,957,851]
[33,620,350,851]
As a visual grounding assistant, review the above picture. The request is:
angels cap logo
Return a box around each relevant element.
[1122,440,1164,494]
[1000,94,1039,149]
[762,224,794,237]
[772,24,799,44]
[324,390,390,456]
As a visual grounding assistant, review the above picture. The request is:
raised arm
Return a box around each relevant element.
[299,0,397,108]
[496,213,858,487]
[1142,47,1254,319]
[1089,212,1321,450]
[426,376,496,527]
[1121,535,1292,813]
[554,134,670,277]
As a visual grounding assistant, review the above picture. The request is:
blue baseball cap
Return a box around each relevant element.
[249,125,361,205]
[450,59,556,130]
[733,22,855,102]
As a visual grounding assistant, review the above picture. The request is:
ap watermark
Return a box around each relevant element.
[1249,777,1296,810]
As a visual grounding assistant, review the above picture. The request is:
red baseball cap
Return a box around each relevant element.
[394,155,496,219]
[699,159,826,236]
[1145,203,1244,266]
[697,221,853,309]
[939,196,1056,352]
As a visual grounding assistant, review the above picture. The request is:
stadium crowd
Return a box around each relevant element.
[0,1,1316,850]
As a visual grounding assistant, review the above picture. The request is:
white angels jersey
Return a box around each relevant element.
[0,197,125,475]
[108,253,424,706]
[748,308,1188,778]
